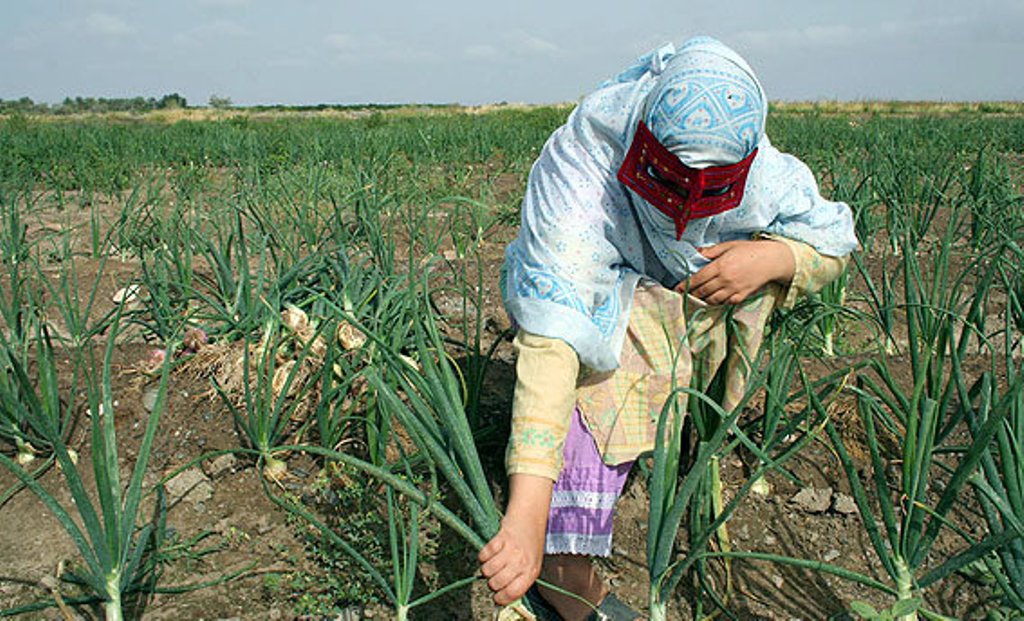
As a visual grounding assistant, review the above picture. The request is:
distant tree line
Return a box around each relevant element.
[0,93,188,115]
[1,95,489,116]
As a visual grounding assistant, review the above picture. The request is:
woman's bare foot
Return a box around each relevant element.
[538,554,608,621]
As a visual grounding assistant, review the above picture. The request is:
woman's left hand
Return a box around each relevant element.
[676,239,794,305]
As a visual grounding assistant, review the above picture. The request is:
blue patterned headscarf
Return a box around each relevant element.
[643,36,767,167]
[502,37,858,371]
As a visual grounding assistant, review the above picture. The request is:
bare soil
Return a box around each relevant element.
[0,190,1008,620]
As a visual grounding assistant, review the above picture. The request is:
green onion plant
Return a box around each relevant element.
[435,196,510,435]
[0,314,175,621]
[817,227,1008,619]
[190,210,275,339]
[264,295,508,620]
[0,184,37,361]
[645,308,831,620]
[0,325,76,470]
[212,313,323,478]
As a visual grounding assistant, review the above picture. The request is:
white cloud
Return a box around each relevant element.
[799,24,861,46]
[74,0,135,8]
[196,0,251,6]
[324,33,357,52]
[464,44,499,60]
[463,31,563,63]
[322,33,440,64]
[734,15,975,51]
[9,35,37,52]
[266,57,310,69]
[84,12,134,37]
[507,31,561,55]
[174,19,251,46]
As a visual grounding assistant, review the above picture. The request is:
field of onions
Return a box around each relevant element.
[0,103,1022,620]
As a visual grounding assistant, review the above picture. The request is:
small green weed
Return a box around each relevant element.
[276,463,390,616]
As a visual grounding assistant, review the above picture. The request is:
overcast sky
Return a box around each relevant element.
[3,0,1023,107]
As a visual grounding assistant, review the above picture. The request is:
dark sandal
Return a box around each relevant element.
[587,593,643,621]
[523,585,563,621]
[524,586,643,621]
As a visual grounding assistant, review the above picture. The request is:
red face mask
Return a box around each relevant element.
[617,120,757,240]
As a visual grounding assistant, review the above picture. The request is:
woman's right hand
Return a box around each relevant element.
[478,474,553,605]
[479,518,545,605]
[677,239,794,304]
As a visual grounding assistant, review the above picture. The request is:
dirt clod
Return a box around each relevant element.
[166,467,214,508]
[789,486,834,513]
[205,453,238,478]
[832,492,858,515]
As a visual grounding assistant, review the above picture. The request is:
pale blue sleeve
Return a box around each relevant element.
[757,143,859,257]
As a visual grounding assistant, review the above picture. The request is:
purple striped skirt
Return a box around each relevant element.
[544,407,634,557]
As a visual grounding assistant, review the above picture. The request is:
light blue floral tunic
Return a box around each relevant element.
[502,37,859,372]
